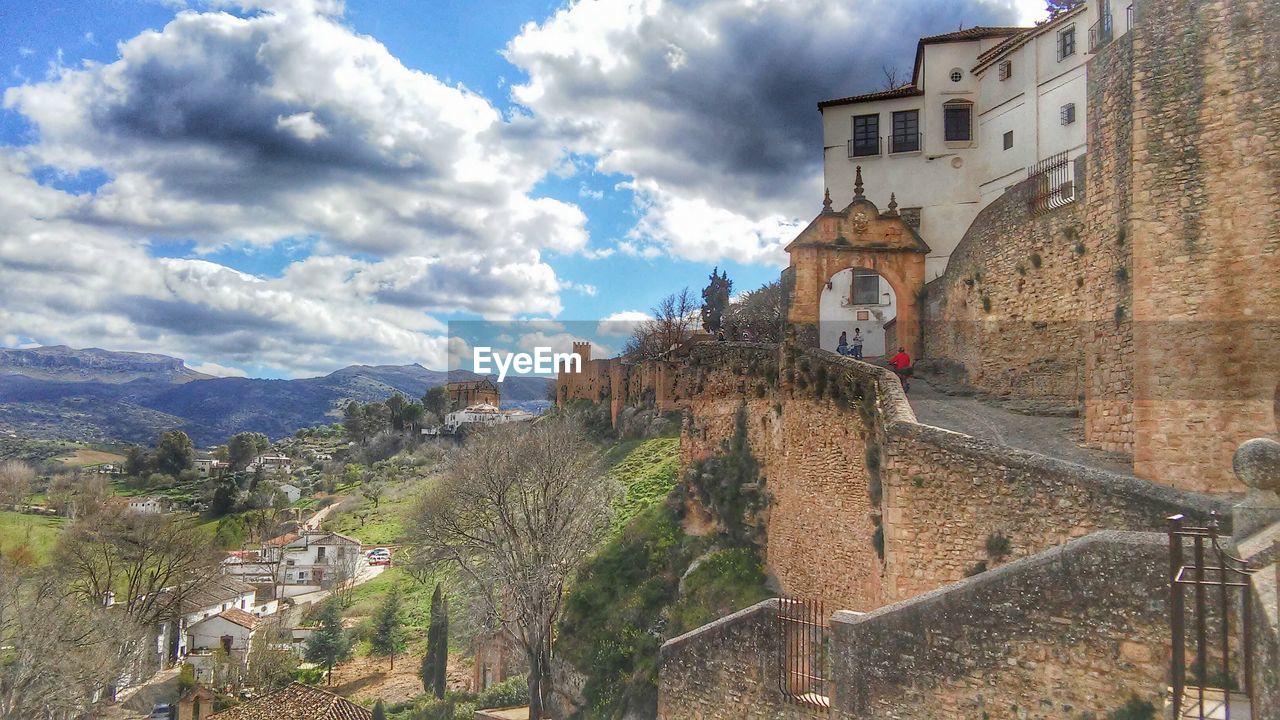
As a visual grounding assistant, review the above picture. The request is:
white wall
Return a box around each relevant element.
[818,269,898,358]
[188,616,252,654]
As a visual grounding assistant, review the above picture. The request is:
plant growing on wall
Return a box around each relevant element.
[1029,252,1042,269]
[985,532,1012,561]
[981,294,992,313]
[681,403,767,546]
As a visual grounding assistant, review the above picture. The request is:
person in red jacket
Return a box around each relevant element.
[888,347,912,392]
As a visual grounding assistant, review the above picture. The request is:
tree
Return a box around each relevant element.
[46,473,108,519]
[326,547,363,608]
[227,432,270,471]
[723,280,784,343]
[343,401,367,445]
[361,480,385,509]
[245,619,299,691]
[387,394,408,432]
[0,559,147,719]
[124,445,150,477]
[423,386,449,417]
[407,416,617,719]
[700,267,733,334]
[402,402,426,434]
[370,585,405,669]
[372,700,387,720]
[624,288,699,360]
[881,64,907,90]
[208,473,240,518]
[421,583,449,698]
[0,460,35,508]
[153,430,195,477]
[304,598,351,683]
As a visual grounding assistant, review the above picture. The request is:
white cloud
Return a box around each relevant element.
[506,0,1021,263]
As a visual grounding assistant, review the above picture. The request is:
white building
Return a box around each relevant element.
[194,458,228,477]
[277,483,301,504]
[260,530,366,598]
[187,607,259,658]
[428,403,535,435]
[249,453,292,473]
[818,4,1097,280]
[127,496,169,515]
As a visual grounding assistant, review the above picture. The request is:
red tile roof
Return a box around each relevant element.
[920,26,1026,44]
[209,682,372,720]
[818,84,924,109]
[216,607,260,630]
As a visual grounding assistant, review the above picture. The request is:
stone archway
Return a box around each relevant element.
[783,168,929,360]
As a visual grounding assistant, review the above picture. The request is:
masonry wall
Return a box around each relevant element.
[831,532,1171,720]
[656,599,817,720]
[1127,0,1280,491]
[923,172,1088,404]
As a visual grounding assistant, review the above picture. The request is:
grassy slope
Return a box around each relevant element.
[603,438,679,532]
[0,511,67,564]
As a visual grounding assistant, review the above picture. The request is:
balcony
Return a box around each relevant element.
[847,137,881,158]
[888,132,922,154]
[1089,13,1113,52]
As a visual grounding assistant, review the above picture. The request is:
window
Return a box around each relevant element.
[890,110,919,153]
[998,60,1012,81]
[316,546,326,561]
[1060,103,1077,125]
[852,269,880,305]
[1003,130,1014,150]
[949,68,963,82]
[850,114,879,156]
[943,102,972,142]
[1058,26,1076,60]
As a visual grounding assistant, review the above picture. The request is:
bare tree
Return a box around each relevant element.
[57,508,222,627]
[624,287,699,360]
[406,416,617,720]
[724,280,784,343]
[881,64,907,90]
[326,545,364,608]
[0,461,35,509]
[46,472,110,520]
[0,559,147,719]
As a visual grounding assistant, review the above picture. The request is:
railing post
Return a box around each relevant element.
[1168,514,1185,714]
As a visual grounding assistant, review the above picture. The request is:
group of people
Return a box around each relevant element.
[837,329,912,392]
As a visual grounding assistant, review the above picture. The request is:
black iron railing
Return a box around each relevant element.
[1168,513,1258,719]
[848,137,882,158]
[1089,13,1114,52]
[1027,151,1076,214]
[777,597,830,709]
[888,132,921,154]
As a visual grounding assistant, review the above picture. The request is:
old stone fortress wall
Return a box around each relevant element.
[557,0,1278,715]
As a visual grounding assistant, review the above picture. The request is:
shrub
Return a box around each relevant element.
[1115,266,1129,283]
[1107,696,1156,720]
[981,294,992,313]
[985,532,1012,560]
[871,526,884,559]
[868,476,882,506]
[966,560,988,577]
[475,675,529,709]
[1029,252,1042,268]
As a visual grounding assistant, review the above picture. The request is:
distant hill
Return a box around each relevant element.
[0,347,554,446]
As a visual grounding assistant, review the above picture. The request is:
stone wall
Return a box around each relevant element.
[923,170,1088,405]
[656,599,820,720]
[1127,0,1280,491]
[831,532,1171,720]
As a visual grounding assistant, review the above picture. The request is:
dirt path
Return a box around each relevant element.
[906,378,1133,475]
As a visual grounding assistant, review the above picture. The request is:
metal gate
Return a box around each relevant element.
[1168,513,1258,719]
[776,597,830,709]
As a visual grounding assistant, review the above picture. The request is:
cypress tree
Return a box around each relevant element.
[371,699,386,720]
[420,583,449,698]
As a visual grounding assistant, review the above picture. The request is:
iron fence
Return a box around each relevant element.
[1168,513,1258,719]
[1027,151,1076,215]
[776,597,831,709]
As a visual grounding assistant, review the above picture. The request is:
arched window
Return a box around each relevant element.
[943,100,972,142]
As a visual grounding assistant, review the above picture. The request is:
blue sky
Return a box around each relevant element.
[0,0,1036,378]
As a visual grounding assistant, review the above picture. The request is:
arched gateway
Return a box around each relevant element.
[782,167,928,360]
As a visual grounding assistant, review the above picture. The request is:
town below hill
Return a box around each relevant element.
[0,346,552,447]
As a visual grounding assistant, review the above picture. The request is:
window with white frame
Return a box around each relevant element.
[1060,103,1077,125]
[1058,26,1076,60]
[998,60,1012,81]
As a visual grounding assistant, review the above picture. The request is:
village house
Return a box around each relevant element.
[194,457,228,477]
[127,496,169,514]
[277,482,302,503]
[207,682,372,719]
[248,453,293,474]
[260,530,367,598]
[431,403,534,434]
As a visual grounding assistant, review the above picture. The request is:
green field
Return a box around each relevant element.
[0,511,67,564]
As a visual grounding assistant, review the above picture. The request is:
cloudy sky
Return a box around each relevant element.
[0,0,1041,378]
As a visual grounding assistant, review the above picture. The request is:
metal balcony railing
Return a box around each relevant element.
[888,132,922,154]
[847,137,882,158]
[1089,13,1114,52]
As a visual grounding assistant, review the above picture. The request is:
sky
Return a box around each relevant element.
[0,0,1045,379]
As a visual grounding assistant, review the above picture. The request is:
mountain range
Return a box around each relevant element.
[0,346,553,446]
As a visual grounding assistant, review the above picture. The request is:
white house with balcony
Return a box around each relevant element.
[818,0,1123,280]
[260,530,366,598]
